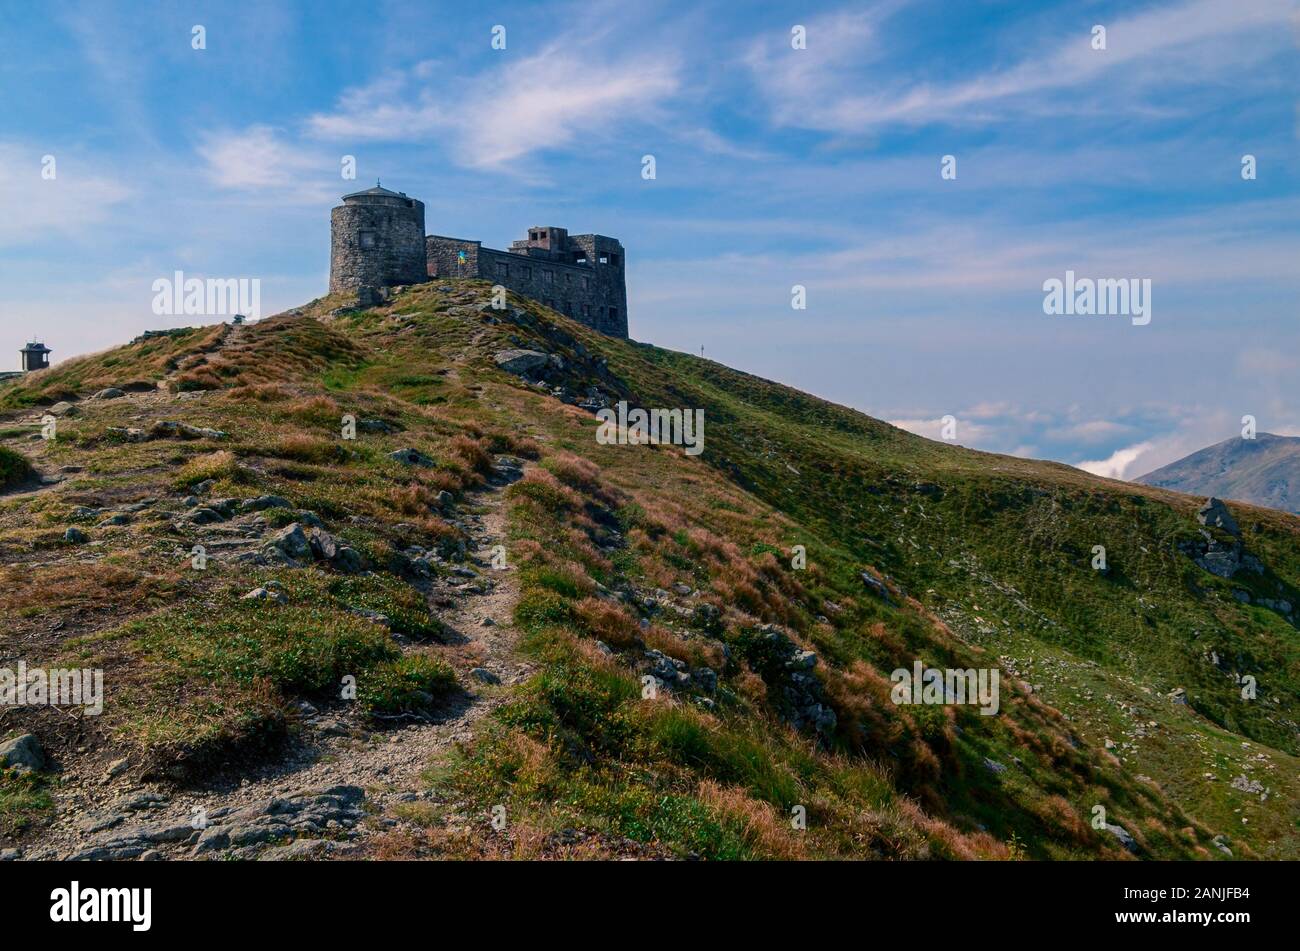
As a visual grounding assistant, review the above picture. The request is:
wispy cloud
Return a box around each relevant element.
[748,0,1296,133]
[305,44,679,170]
[197,125,339,203]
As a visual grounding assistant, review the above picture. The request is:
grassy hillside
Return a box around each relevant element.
[0,281,1294,860]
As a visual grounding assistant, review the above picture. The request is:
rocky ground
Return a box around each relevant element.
[3,459,531,861]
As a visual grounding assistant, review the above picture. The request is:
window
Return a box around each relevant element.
[608,307,619,320]
[359,231,376,249]
[598,253,609,265]
[582,304,591,317]
[542,270,553,284]
[495,261,510,277]
[608,253,620,267]
[565,302,573,315]
[574,253,588,265]
[522,266,531,279]
[582,277,590,290]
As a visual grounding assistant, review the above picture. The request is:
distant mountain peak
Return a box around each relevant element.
[1136,433,1299,515]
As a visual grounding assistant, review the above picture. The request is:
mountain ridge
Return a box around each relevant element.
[1136,432,1299,516]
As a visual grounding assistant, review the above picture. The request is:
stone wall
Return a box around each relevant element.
[426,236,483,282]
[426,234,627,338]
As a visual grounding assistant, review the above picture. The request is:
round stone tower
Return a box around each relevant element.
[329,184,427,294]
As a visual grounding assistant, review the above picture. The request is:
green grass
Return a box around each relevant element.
[0,446,32,490]
[0,769,52,835]
[326,574,450,640]
[62,579,402,774]
[357,655,457,713]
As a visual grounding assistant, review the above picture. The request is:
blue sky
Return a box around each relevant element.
[1,0,1297,477]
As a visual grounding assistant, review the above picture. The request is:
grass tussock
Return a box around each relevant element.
[0,446,32,490]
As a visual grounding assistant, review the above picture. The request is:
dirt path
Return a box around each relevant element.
[32,468,528,861]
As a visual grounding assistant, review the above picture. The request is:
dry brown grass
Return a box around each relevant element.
[221,383,295,403]
[284,395,342,426]
[643,624,725,669]
[174,450,247,488]
[895,798,1010,860]
[696,779,807,859]
[270,434,342,464]
[449,434,494,477]
[0,562,175,619]
[387,482,442,517]
[573,597,640,648]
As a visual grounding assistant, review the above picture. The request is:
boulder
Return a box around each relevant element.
[308,527,338,561]
[788,650,818,671]
[147,420,227,441]
[295,510,326,529]
[492,456,524,483]
[0,734,45,774]
[239,495,291,513]
[387,447,434,467]
[241,586,287,605]
[90,387,125,401]
[331,546,366,574]
[63,526,89,544]
[493,349,551,375]
[184,507,226,525]
[1197,498,1240,536]
[860,571,894,602]
[645,649,690,688]
[266,523,312,563]
[1230,774,1265,794]
[1104,823,1138,853]
[47,401,79,417]
[105,426,147,442]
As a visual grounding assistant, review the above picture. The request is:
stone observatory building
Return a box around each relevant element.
[329,186,628,338]
[328,185,427,294]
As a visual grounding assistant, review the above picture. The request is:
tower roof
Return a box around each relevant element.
[20,342,50,353]
[341,184,410,201]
